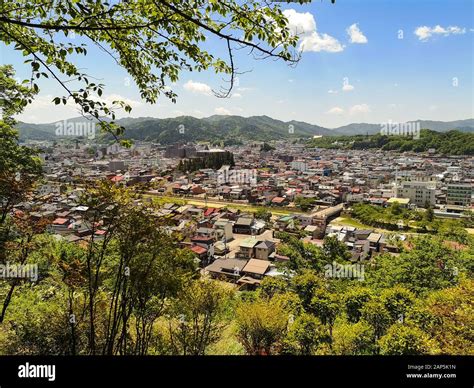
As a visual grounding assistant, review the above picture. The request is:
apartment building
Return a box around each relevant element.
[447,183,472,206]
[395,181,436,207]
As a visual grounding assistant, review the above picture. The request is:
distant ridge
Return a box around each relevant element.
[15,116,474,143]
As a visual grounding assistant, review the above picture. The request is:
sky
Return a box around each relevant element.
[2,0,473,128]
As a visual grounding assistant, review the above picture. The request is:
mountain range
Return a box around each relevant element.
[15,116,474,144]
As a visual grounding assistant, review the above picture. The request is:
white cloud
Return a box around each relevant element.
[183,80,212,95]
[283,9,344,53]
[415,25,466,41]
[301,32,344,53]
[347,23,368,44]
[350,104,371,115]
[17,93,142,123]
[214,107,232,115]
[327,107,344,115]
[232,93,242,98]
[283,9,316,36]
[328,89,338,94]
[17,94,77,122]
[342,83,355,92]
[31,94,76,108]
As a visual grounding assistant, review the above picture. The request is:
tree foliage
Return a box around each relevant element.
[310,130,474,156]
[0,0,302,141]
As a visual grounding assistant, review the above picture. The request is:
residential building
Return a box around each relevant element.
[447,183,472,206]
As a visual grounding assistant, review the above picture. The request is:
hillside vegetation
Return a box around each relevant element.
[309,130,474,155]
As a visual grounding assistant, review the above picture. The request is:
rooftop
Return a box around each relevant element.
[242,259,270,275]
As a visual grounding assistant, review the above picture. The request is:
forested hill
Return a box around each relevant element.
[16,116,474,144]
[308,129,474,155]
[16,115,332,144]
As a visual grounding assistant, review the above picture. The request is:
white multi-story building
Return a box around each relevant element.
[395,181,436,207]
[290,160,308,172]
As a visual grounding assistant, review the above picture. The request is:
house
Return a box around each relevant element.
[236,237,259,259]
[367,232,382,252]
[191,185,206,195]
[196,227,217,240]
[352,240,370,262]
[304,225,320,239]
[242,259,270,279]
[190,236,214,249]
[296,214,314,228]
[187,207,204,219]
[354,229,372,240]
[251,220,266,235]
[212,241,228,256]
[213,219,234,242]
[94,229,107,239]
[233,217,254,234]
[204,207,217,217]
[275,215,294,231]
[74,226,93,238]
[254,240,276,260]
[238,259,272,289]
[271,196,288,206]
[230,188,244,200]
[51,217,70,233]
[205,258,248,281]
[189,244,208,265]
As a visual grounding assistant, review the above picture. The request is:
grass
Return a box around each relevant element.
[330,216,375,230]
[330,216,413,235]
[206,321,245,355]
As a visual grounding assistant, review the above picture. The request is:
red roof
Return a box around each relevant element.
[14,210,25,217]
[110,175,124,182]
[272,197,286,203]
[204,208,216,216]
[53,218,69,225]
[190,245,207,255]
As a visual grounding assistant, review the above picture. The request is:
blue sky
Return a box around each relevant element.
[2,0,473,127]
